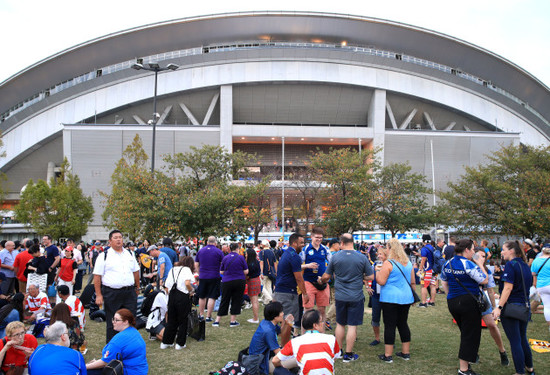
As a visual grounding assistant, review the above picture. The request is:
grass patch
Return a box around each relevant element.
[39,286,550,374]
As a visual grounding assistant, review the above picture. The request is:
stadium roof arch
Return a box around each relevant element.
[1,10,549,172]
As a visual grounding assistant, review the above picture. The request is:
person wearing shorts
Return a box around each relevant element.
[300,227,331,329]
[418,235,437,307]
[195,236,224,322]
[273,233,309,347]
[321,233,373,362]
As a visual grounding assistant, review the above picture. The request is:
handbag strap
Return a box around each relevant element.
[448,258,483,301]
[536,257,550,275]
[388,260,416,299]
[511,261,529,308]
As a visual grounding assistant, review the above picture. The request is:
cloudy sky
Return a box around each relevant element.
[1,0,549,87]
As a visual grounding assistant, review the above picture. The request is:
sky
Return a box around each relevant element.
[1,0,549,88]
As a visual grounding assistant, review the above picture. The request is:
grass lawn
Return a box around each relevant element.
[41,286,550,375]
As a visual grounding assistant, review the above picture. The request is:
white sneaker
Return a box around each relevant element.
[160,343,174,349]
[175,344,186,350]
[247,319,259,324]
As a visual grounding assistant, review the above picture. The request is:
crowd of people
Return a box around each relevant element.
[0,231,545,374]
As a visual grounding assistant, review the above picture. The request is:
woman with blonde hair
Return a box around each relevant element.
[375,238,416,363]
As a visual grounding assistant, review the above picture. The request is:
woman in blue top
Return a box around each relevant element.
[441,239,487,375]
[86,308,148,375]
[376,238,416,363]
[493,241,535,375]
[531,245,550,333]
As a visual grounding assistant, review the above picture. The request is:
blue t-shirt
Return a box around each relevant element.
[29,343,86,375]
[531,256,550,289]
[502,258,533,305]
[275,247,302,294]
[441,256,486,299]
[102,326,148,375]
[159,246,178,266]
[300,243,330,283]
[45,244,60,268]
[249,319,281,374]
[156,252,173,282]
[380,260,414,305]
[420,244,434,271]
[259,249,276,276]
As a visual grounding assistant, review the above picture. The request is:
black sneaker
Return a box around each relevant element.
[377,354,393,363]
[499,351,509,366]
[458,369,478,375]
[369,340,380,346]
[418,303,427,308]
[395,352,410,361]
[427,302,435,306]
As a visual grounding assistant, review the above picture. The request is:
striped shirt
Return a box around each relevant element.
[26,292,51,318]
[65,295,86,329]
[276,331,340,375]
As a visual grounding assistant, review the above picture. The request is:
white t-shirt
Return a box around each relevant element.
[93,248,139,288]
[146,291,168,330]
[164,266,194,294]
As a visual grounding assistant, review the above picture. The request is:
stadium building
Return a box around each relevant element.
[1,11,549,240]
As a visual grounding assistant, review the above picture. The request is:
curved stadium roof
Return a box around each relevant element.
[1,11,549,135]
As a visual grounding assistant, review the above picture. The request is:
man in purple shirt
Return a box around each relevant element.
[195,236,224,322]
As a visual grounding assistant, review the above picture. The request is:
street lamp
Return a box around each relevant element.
[131,62,179,173]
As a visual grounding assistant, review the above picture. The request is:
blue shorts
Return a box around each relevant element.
[336,298,365,326]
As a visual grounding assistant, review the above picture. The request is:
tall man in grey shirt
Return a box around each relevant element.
[321,233,373,363]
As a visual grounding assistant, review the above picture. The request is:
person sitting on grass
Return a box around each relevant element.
[243,301,295,375]
[272,309,340,375]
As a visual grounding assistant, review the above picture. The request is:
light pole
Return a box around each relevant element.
[131,62,179,174]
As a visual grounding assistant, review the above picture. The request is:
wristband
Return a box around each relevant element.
[498,305,503,310]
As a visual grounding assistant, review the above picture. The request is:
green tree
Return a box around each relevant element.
[439,144,550,238]
[162,145,257,238]
[15,158,94,240]
[309,147,379,235]
[233,179,273,243]
[375,162,432,237]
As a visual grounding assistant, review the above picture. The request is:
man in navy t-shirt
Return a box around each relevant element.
[274,233,309,346]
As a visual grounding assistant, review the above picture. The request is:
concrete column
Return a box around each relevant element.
[369,89,386,165]
[220,85,233,153]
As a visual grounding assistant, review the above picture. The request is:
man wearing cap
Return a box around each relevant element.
[13,239,34,293]
[0,241,19,295]
[159,237,178,266]
[259,239,277,305]
[147,245,173,287]
[93,229,140,342]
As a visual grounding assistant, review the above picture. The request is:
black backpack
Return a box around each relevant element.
[140,285,160,317]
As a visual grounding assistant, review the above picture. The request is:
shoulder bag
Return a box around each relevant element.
[389,260,420,303]
[448,259,489,312]
[501,261,530,322]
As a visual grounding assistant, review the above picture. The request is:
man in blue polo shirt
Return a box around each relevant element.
[274,233,309,346]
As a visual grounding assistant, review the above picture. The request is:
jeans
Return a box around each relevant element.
[501,312,533,374]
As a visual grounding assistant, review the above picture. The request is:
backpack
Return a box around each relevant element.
[430,245,446,274]
[140,285,160,317]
